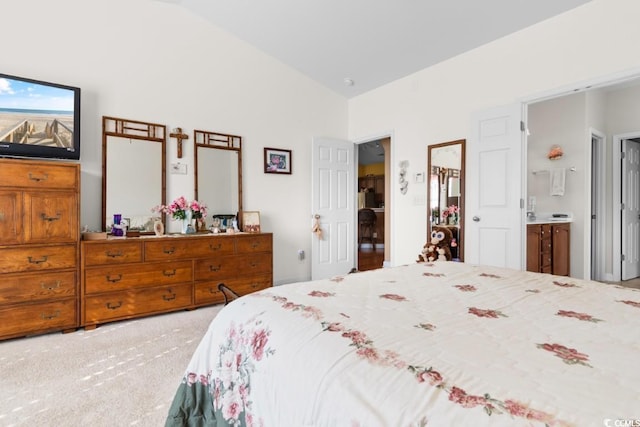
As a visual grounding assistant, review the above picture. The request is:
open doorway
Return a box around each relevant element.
[357,137,390,271]
[525,76,640,282]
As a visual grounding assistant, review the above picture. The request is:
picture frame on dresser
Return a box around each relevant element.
[241,211,261,233]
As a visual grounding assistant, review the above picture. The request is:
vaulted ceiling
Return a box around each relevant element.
[162,0,592,97]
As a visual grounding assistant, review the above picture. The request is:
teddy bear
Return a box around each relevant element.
[417,226,453,262]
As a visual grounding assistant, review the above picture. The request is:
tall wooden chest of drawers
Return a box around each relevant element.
[0,158,80,340]
[81,233,272,328]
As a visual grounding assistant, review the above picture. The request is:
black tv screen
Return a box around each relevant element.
[0,73,80,160]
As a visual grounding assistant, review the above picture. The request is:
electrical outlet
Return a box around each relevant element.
[170,163,187,175]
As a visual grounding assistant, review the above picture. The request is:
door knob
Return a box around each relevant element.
[472,216,480,222]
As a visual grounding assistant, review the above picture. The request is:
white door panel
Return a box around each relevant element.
[622,139,640,280]
[312,137,356,280]
[467,104,524,269]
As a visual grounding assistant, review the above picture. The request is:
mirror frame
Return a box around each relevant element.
[194,129,243,218]
[427,139,465,261]
[102,116,167,233]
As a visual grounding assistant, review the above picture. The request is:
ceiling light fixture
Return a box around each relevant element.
[343,78,354,87]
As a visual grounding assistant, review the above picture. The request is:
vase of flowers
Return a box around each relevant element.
[152,196,207,234]
[190,199,207,232]
[442,204,459,225]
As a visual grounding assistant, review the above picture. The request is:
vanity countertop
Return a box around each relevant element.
[527,212,573,224]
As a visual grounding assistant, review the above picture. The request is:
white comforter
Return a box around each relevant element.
[166,262,640,426]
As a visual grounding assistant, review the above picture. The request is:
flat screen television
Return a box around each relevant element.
[0,72,80,160]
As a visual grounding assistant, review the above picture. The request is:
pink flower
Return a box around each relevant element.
[356,346,380,362]
[342,330,369,346]
[448,387,487,408]
[417,369,443,386]
[379,293,407,301]
[251,329,269,361]
[468,307,506,318]
[186,372,197,385]
[619,300,640,308]
[556,310,602,322]
[537,343,592,366]
[325,322,344,332]
[454,284,477,292]
[553,280,579,288]
[504,399,552,422]
[309,290,334,297]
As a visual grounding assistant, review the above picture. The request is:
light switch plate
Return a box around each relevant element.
[170,163,187,175]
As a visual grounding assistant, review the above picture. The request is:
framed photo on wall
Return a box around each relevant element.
[241,211,261,233]
[264,147,292,174]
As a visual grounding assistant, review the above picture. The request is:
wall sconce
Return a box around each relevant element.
[399,160,409,195]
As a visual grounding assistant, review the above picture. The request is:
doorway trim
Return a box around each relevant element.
[612,132,640,281]
[518,67,640,280]
[354,131,394,267]
[590,128,606,281]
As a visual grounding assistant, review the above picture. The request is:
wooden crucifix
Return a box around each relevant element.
[170,127,189,158]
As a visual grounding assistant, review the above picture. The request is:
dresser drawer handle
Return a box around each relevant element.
[163,269,176,277]
[209,264,221,272]
[40,213,61,222]
[209,243,222,251]
[106,250,123,258]
[163,247,176,255]
[251,283,259,289]
[106,274,122,283]
[28,172,49,182]
[249,262,259,268]
[41,280,61,290]
[28,255,49,264]
[162,292,177,301]
[251,242,260,249]
[41,310,60,320]
[106,301,122,310]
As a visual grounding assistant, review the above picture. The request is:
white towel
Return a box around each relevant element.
[550,168,566,196]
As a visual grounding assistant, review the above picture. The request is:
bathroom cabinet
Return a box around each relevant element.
[526,222,570,276]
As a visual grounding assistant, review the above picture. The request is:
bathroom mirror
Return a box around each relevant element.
[194,130,242,227]
[102,116,166,233]
[427,139,465,261]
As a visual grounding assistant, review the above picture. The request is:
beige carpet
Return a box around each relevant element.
[0,304,223,427]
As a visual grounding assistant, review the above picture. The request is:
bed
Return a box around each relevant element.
[165,261,640,426]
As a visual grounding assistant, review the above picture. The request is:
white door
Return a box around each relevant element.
[311,137,356,280]
[466,104,524,269]
[622,139,640,280]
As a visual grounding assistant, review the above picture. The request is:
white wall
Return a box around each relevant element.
[349,0,640,267]
[2,0,347,285]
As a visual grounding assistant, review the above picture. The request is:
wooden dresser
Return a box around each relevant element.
[0,158,80,340]
[81,232,272,328]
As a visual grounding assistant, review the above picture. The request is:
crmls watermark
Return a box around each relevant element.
[603,419,640,427]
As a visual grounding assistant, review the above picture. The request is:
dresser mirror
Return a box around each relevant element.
[102,116,166,233]
[194,130,242,229]
[427,139,465,261]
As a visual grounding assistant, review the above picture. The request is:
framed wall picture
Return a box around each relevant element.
[264,147,292,174]
[241,211,261,233]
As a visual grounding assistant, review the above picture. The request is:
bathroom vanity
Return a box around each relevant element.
[526,219,570,276]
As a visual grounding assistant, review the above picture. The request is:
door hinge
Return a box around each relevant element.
[520,198,524,209]
[621,151,626,159]
[622,203,625,210]
[520,121,525,132]
[622,254,626,261]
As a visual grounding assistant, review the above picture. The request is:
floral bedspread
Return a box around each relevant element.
[165,262,640,426]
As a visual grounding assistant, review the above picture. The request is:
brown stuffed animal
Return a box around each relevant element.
[417,226,453,262]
